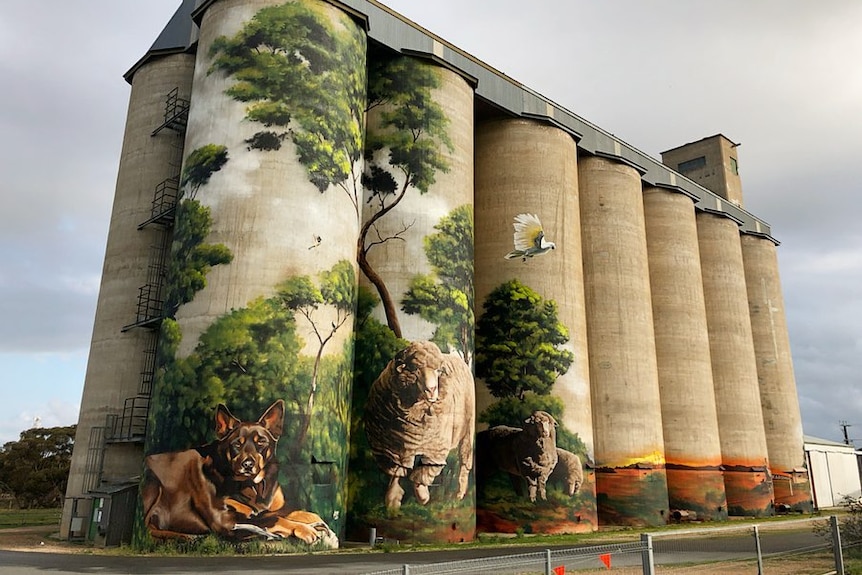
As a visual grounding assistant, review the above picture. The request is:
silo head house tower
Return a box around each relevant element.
[62,0,812,548]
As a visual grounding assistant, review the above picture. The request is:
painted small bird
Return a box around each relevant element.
[504,213,556,262]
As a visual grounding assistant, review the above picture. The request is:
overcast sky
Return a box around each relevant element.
[1,0,860,447]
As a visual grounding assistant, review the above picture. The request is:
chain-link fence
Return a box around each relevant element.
[362,515,858,574]
[650,517,834,574]
[363,540,647,574]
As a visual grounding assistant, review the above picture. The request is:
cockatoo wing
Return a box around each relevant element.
[512,213,544,251]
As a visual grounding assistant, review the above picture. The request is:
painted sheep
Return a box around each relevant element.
[364,340,475,509]
[548,447,584,496]
[477,411,558,502]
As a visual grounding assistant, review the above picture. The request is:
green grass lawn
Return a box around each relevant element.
[0,508,62,528]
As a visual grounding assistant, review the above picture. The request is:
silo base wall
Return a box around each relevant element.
[476,469,597,534]
[346,505,475,545]
[596,468,669,527]
[724,470,775,517]
[665,468,728,521]
[773,473,814,513]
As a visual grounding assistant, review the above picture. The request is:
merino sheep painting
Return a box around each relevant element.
[477,411,559,502]
[364,341,475,510]
[550,448,585,497]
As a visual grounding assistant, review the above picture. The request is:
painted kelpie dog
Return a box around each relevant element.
[141,400,336,546]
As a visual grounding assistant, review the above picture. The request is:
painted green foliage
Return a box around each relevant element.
[402,204,474,363]
[275,260,357,452]
[476,279,584,455]
[361,55,454,338]
[163,144,233,316]
[477,279,573,400]
[149,0,368,512]
[208,0,367,212]
[203,1,469,541]
[346,207,475,541]
[347,287,474,542]
[346,287,408,519]
[148,144,233,448]
[210,5,455,342]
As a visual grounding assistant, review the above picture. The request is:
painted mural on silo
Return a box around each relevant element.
[136,0,367,551]
[473,119,597,535]
[346,51,476,544]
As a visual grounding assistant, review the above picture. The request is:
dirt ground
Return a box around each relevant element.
[0,525,81,554]
[654,555,836,575]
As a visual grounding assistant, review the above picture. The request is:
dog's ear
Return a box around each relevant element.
[259,399,285,440]
[215,404,241,439]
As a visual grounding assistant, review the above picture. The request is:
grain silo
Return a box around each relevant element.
[60,1,197,540]
[347,53,477,544]
[140,0,368,546]
[741,234,812,512]
[63,2,811,547]
[643,185,728,521]
[697,210,775,516]
[579,155,669,526]
[474,118,597,533]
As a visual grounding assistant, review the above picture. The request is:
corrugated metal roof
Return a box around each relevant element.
[124,0,197,84]
[804,434,858,449]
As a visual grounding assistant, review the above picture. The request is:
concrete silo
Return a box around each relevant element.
[579,155,669,526]
[141,0,368,547]
[643,186,728,521]
[697,212,775,516]
[741,234,813,512]
[65,0,814,547]
[474,118,596,533]
[61,46,196,538]
[348,54,476,544]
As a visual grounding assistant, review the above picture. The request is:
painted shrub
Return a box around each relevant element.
[137,0,367,550]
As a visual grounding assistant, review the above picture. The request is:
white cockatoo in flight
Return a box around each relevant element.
[504,213,556,261]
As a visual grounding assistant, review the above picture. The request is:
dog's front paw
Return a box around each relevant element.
[292,523,320,544]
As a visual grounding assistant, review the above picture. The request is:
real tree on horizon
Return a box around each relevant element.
[0,426,75,508]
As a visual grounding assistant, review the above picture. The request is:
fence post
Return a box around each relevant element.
[832,515,845,575]
[402,564,410,575]
[641,533,655,575]
[545,549,552,575]
[753,525,764,575]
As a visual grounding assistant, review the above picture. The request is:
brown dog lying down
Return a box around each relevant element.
[141,400,337,547]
